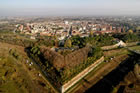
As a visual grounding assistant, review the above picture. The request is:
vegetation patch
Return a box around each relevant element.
[27,45,103,87]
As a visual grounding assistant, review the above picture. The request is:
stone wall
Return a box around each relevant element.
[61,56,104,93]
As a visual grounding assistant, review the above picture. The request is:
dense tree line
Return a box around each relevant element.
[71,35,86,48]
[27,46,62,87]
[113,33,140,43]
[85,34,116,46]
[122,34,140,43]
[69,34,116,48]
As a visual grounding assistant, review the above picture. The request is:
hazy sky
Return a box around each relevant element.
[0,0,140,16]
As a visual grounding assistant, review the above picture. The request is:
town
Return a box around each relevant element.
[14,16,140,40]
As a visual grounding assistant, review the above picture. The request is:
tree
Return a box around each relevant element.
[31,46,40,55]
[64,39,72,48]
[122,33,140,43]
[55,39,59,47]
[71,35,86,48]
[128,29,133,34]
[88,47,103,58]
[89,31,94,37]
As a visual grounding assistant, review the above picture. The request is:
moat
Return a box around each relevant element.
[85,53,140,93]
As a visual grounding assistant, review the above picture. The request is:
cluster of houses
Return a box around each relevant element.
[15,20,127,40]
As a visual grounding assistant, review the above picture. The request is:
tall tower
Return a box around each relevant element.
[68,25,72,37]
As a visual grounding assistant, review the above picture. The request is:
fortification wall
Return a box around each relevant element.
[61,56,104,93]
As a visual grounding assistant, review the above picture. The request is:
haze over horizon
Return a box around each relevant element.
[0,0,140,17]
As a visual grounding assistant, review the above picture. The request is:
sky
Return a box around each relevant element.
[0,0,140,16]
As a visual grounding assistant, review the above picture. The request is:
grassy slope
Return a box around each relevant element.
[0,48,28,93]
[0,42,53,93]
